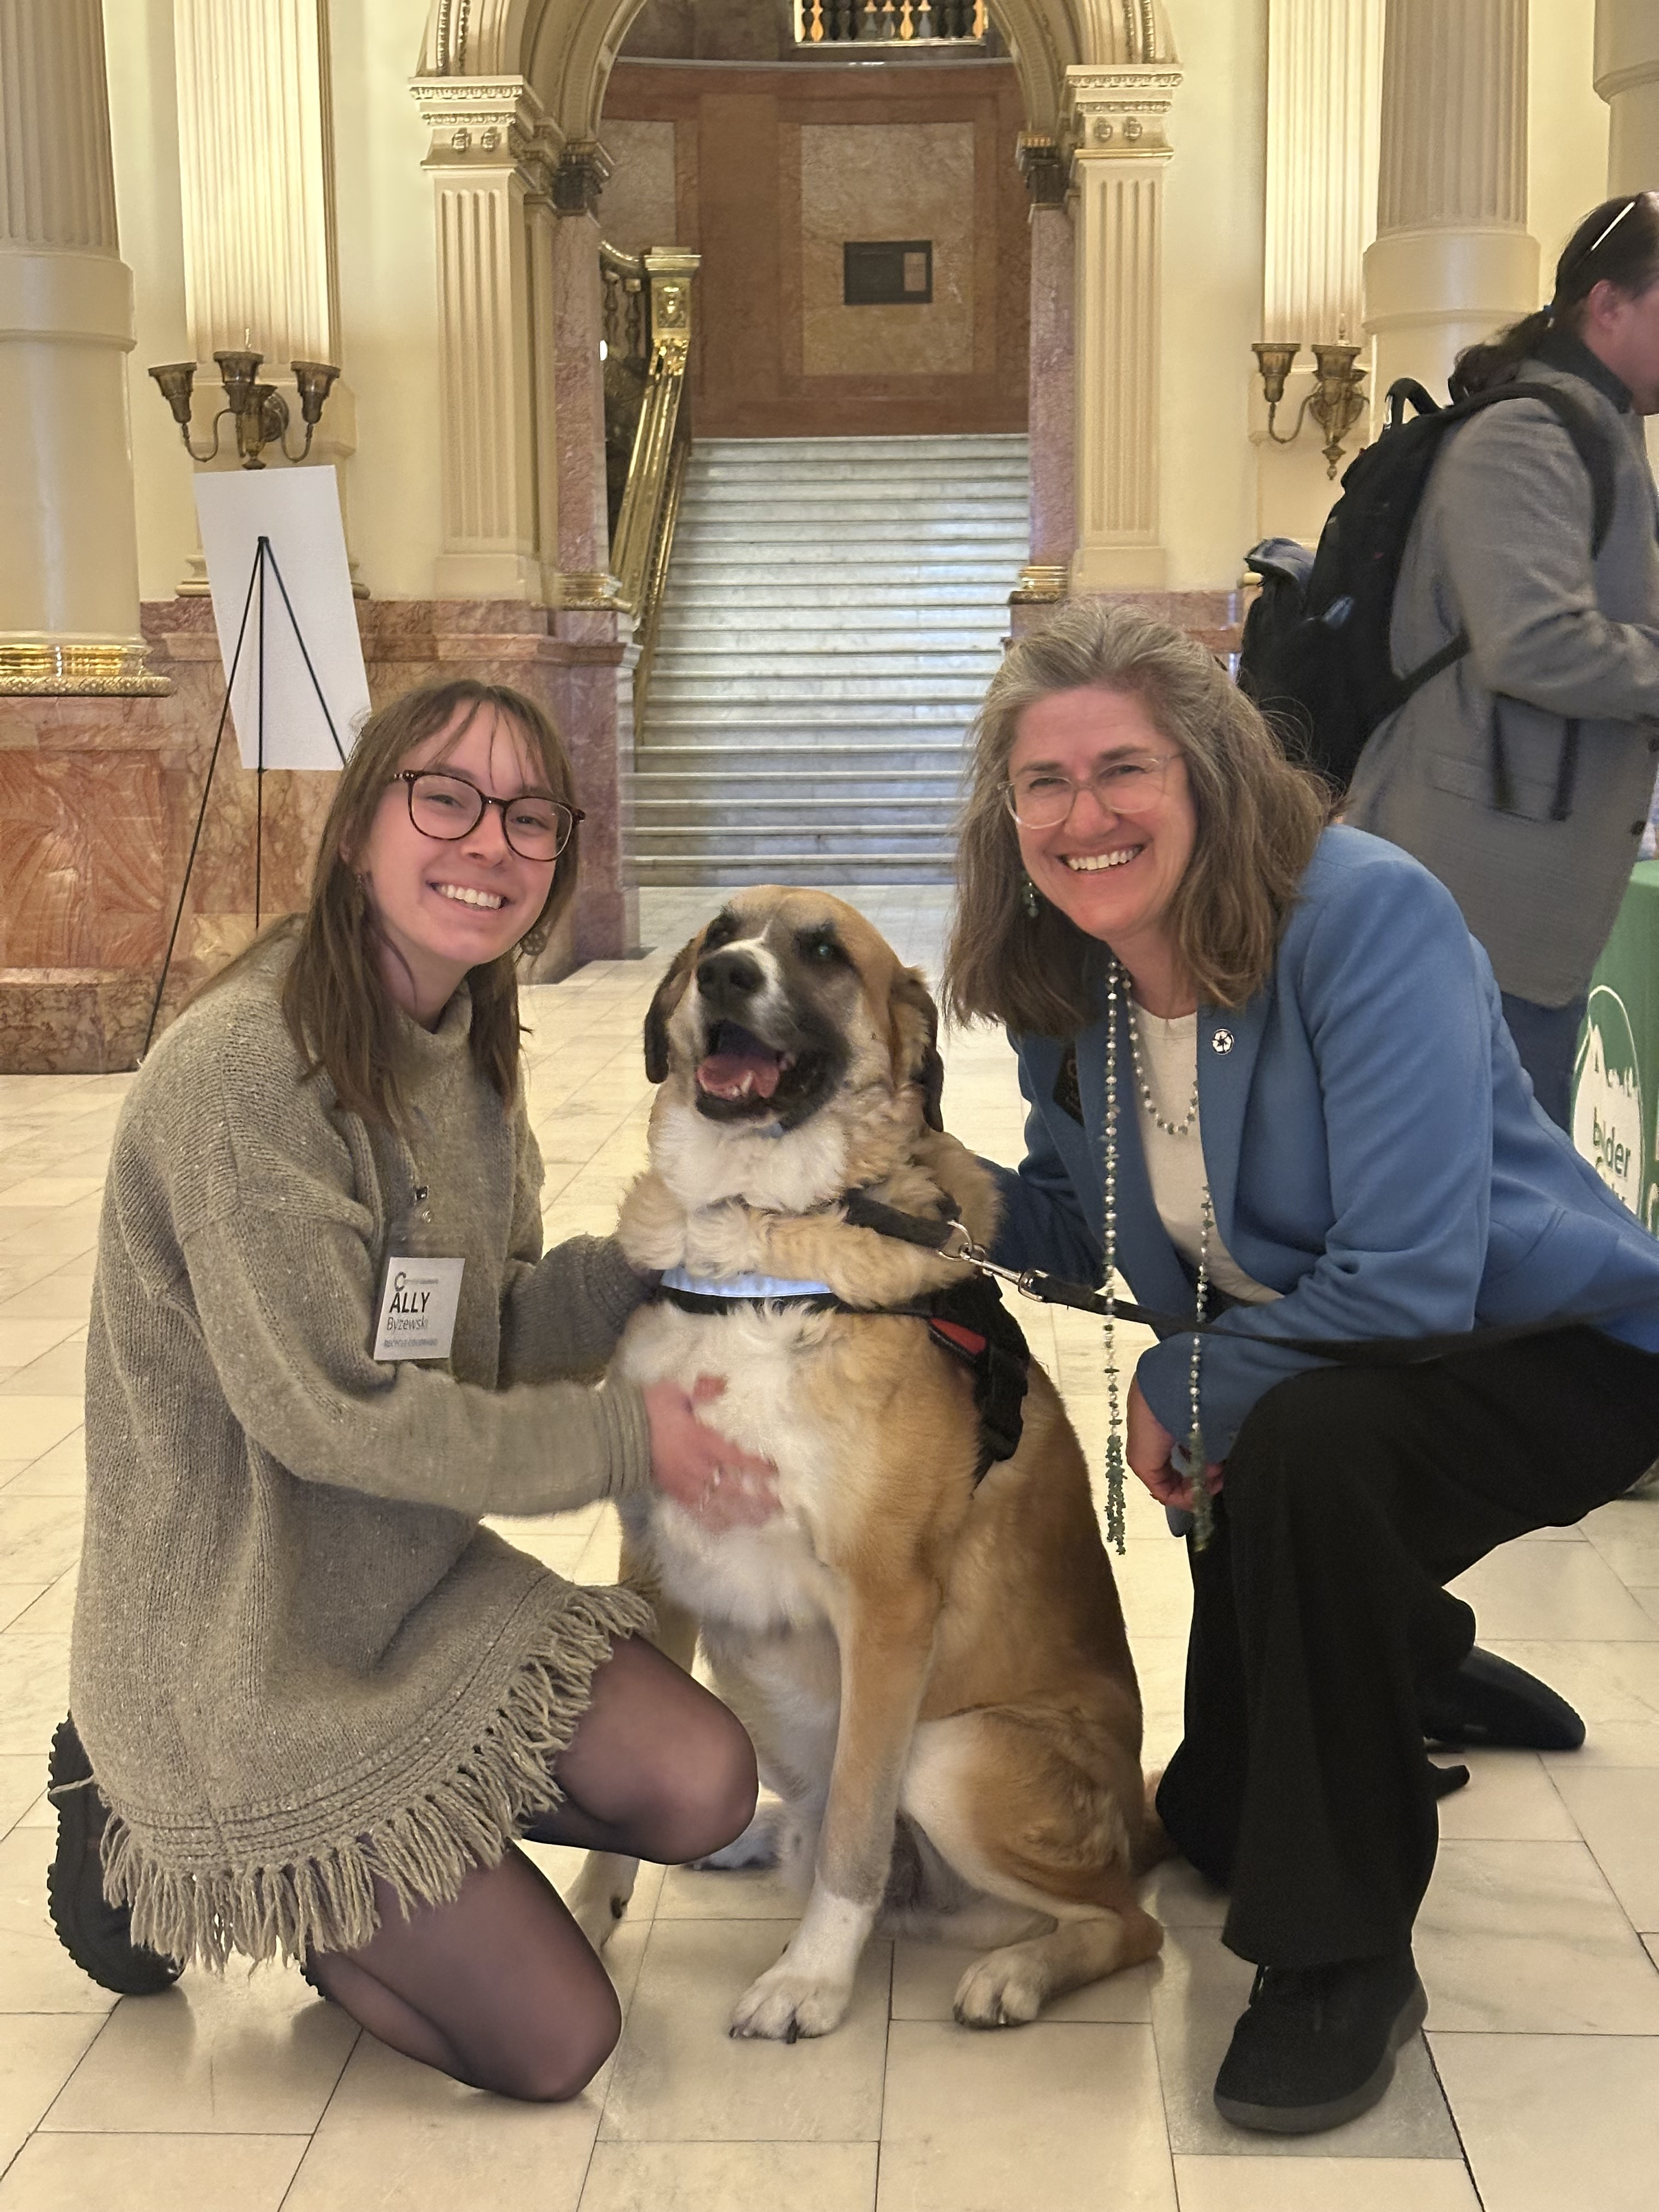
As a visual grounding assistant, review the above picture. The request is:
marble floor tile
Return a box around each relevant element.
[0,1322,82,1369]
[0,1276,95,1325]
[0,2015,106,2170]
[1546,1765,1659,1929]
[1432,1750,1579,1842]
[654,1859,802,1921]
[0,1583,47,1630]
[889,1940,1154,2024]
[599,1921,891,2143]
[1147,1924,1460,2159]
[876,2019,1176,2212]
[1448,1540,1659,1641]
[0,1753,44,1835]
[41,1961,358,2136]
[580,2140,879,2212]
[2,1435,84,1498]
[1417,1839,1659,2033]
[0,1635,69,1758]
[0,1340,87,1401]
[1170,2154,1480,2211]
[0,2129,305,2211]
[0,1493,81,1589]
[0,1826,119,2015]
[0,1401,84,1465]
[1427,2030,1659,2212]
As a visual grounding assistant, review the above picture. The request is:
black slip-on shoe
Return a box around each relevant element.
[1419,1645,1585,1752]
[46,1716,183,1997]
[1213,1948,1427,2135]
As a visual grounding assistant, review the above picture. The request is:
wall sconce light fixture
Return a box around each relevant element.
[149,349,341,469]
[1251,338,1368,479]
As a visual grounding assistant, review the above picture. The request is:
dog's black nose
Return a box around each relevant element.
[697,947,763,1007]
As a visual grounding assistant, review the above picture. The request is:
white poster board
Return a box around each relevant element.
[194,467,370,770]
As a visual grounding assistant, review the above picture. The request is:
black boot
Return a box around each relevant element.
[1214,1947,1427,2134]
[1419,1646,1585,1752]
[46,1716,183,1996]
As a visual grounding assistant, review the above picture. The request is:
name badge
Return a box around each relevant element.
[373,1256,465,1362]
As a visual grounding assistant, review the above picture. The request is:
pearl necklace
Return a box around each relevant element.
[1100,961,1214,1553]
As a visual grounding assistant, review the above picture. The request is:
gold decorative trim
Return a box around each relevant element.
[0,642,170,696]
[1011,564,1070,604]
[556,571,629,612]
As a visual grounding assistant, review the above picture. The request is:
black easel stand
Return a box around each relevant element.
[141,533,348,1059]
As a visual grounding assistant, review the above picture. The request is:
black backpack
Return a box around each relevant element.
[1238,377,1618,804]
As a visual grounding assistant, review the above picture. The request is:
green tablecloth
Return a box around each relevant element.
[1572,861,1659,1232]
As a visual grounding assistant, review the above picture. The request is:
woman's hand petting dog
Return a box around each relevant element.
[644,1375,780,1530]
[1127,1376,1224,1506]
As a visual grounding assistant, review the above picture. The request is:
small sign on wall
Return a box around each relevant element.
[843,240,933,306]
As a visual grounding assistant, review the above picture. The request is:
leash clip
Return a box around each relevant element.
[946,1231,1043,1300]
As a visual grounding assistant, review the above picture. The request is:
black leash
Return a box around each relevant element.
[841,1188,1630,1369]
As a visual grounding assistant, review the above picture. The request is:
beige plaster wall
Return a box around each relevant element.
[1161,0,1269,591]
[799,122,975,376]
[601,119,680,252]
[1528,0,1612,283]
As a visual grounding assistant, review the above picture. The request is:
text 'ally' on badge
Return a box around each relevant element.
[372,1256,465,1362]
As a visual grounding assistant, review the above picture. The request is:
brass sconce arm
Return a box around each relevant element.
[148,351,341,470]
[1251,340,1368,480]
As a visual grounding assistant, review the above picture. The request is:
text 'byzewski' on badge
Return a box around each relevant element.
[373,1257,465,1362]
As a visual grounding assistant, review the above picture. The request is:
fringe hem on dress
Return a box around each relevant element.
[99,1582,654,1971]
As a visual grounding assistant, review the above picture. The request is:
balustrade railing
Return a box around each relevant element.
[797,2,987,43]
[599,242,699,737]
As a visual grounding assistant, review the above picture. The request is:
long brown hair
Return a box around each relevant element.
[1453,191,1659,397]
[943,602,1329,1036]
[198,679,580,1126]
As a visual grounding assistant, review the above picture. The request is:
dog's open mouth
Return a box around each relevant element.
[693,1020,833,1124]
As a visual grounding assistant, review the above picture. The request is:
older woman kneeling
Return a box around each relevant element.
[944,602,1659,2134]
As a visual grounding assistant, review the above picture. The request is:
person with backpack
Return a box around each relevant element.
[1341,192,1659,1130]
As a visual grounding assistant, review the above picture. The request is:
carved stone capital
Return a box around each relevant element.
[551,140,613,219]
[1064,64,1182,161]
[410,75,562,193]
[1018,134,1071,207]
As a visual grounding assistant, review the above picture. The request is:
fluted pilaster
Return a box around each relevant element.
[1364,0,1539,404]
[413,75,563,599]
[1596,0,1659,196]
[1263,0,1382,346]
[1065,64,1180,592]
[173,0,337,364]
[0,0,157,690]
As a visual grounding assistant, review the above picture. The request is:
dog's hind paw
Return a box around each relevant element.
[728,1962,851,2042]
[952,1952,1047,2029]
[693,1802,786,1872]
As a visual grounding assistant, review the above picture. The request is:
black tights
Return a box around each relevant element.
[305,1634,757,2101]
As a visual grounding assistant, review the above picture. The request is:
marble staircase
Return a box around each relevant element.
[629,433,1029,885]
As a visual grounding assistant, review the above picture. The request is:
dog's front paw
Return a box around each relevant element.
[565,1851,639,1953]
[729,1959,853,2042]
[952,1950,1047,2029]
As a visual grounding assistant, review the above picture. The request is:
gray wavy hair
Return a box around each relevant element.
[942,600,1330,1036]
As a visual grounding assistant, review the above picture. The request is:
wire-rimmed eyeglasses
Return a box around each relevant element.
[1002,752,1183,830]
[392,770,583,861]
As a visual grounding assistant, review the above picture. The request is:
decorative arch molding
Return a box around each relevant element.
[415,0,1177,141]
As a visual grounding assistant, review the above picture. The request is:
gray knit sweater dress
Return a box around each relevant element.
[70,946,655,1968]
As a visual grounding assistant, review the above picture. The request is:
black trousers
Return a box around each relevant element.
[1154,1327,1659,1970]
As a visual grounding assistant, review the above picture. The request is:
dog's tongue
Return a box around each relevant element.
[696,1043,783,1102]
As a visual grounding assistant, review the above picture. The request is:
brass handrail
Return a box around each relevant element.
[600,243,698,738]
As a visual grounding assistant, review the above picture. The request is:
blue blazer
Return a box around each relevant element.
[989,826,1659,1456]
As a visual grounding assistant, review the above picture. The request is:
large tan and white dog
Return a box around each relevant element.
[567,887,1162,2040]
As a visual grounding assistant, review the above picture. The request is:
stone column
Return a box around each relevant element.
[1064,64,1182,594]
[1596,0,1659,197]
[411,74,562,600]
[171,0,358,587]
[1012,134,1074,624]
[0,0,161,694]
[1363,0,1539,407]
[1255,0,1384,540]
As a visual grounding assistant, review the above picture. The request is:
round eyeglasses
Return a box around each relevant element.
[1003,752,1182,831]
[392,770,582,862]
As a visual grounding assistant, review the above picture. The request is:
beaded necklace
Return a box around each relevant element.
[1099,959,1214,1553]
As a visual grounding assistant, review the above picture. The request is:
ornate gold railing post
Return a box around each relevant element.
[604,244,698,736]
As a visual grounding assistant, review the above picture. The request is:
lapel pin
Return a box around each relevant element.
[1211,1029,1234,1055]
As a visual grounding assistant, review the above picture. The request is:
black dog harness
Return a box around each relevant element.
[652,1188,1030,1483]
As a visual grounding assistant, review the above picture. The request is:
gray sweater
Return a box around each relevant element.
[1346,343,1659,1007]
[71,946,653,1967]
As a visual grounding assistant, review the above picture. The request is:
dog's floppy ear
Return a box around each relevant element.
[888,966,945,1132]
[643,935,699,1085]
